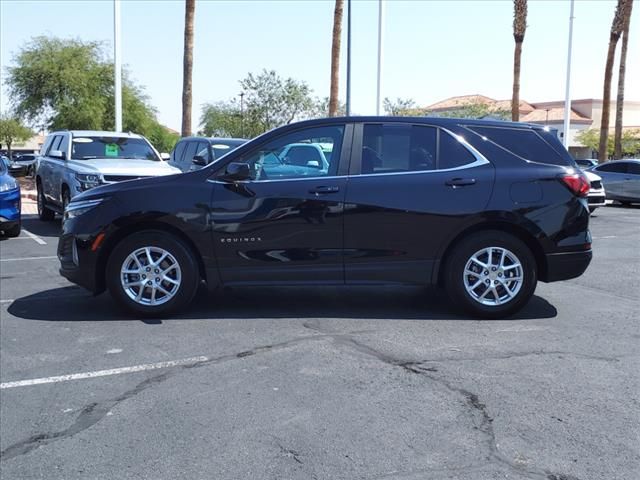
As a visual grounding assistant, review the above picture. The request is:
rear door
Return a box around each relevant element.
[624,162,640,199]
[594,162,627,198]
[210,123,352,284]
[344,123,495,284]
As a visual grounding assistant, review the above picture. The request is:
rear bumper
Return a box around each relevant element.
[543,250,592,282]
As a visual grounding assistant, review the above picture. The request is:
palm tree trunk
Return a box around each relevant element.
[511,0,527,122]
[329,0,344,117]
[181,0,196,137]
[512,40,523,121]
[598,0,627,163]
[613,1,633,159]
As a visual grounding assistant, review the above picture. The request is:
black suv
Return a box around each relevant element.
[58,117,592,318]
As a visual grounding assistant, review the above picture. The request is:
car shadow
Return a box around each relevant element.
[18,215,62,237]
[7,285,557,323]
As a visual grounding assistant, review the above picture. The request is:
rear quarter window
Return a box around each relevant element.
[466,126,572,166]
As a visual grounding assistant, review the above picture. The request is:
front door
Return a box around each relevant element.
[344,122,495,284]
[210,123,351,285]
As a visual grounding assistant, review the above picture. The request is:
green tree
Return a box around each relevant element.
[240,70,314,133]
[200,100,245,138]
[0,115,33,159]
[577,128,640,158]
[427,102,510,120]
[6,36,174,150]
[383,97,417,116]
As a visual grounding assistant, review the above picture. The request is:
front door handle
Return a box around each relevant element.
[309,186,340,195]
[445,177,476,187]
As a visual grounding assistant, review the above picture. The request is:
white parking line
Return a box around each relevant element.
[0,255,57,262]
[0,299,14,304]
[0,356,210,389]
[21,228,47,245]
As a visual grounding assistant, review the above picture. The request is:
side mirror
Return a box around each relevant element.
[160,152,170,161]
[49,150,66,160]
[222,162,251,181]
[192,155,207,166]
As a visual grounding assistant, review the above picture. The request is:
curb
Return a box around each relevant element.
[21,191,37,202]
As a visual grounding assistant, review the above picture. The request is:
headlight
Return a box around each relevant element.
[76,173,102,191]
[0,177,18,192]
[64,198,104,220]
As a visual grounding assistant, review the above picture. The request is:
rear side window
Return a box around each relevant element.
[439,132,477,169]
[467,126,569,165]
[182,141,199,166]
[361,124,437,174]
[172,141,187,163]
[627,163,640,175]
[360,124,479,174]
[596,163,627,173]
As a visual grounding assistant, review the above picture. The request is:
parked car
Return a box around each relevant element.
[170,137,246,172]
[58,117,592,318]
[36,130,180,220]
[588,159,640,205]
[575,158,598,170]
[583,170,606,213]
[11,153,38,177]
[0,157,21,237]
[1,155,28,177]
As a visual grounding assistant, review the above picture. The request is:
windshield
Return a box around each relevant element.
[71,136,159,161]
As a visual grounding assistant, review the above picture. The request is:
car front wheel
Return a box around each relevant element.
[444,231,537,319]
[106,231,200,316]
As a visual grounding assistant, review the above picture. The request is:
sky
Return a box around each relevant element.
[1,0,638,132]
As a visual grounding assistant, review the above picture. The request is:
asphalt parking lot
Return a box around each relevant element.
[1,206,638,480]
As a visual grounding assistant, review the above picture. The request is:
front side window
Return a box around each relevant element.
[236,125,344,181]
[196,141,211,162]
[70,136,159,161]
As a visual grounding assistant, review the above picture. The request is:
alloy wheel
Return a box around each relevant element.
[463,247,523,306]
[120,246,182,306]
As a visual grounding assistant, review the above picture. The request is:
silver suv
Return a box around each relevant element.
[36,130,181,220]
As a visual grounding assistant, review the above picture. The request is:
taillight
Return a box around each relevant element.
[560,173,590,197]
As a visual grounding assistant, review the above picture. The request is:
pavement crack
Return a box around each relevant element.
[0,372,170,462]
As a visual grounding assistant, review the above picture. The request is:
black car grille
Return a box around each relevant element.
[103,175,150,182]
[590,180,602,189]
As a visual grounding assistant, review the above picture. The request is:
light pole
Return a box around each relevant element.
[346,0,352,116]
[376,0,385,116]
[562,0,575,149]
[239,92,245,138]
[114,0,122,132]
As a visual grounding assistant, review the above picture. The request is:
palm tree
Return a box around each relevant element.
[613,0,633,159]
[329,0,344,117]
[181,0,196,137]
[511,0,527,122]
[598,0,627,162]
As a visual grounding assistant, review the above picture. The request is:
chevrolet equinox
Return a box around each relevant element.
[58,117,592,318]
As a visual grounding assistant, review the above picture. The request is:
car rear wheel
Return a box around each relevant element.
[106,231,200,316]
[37,181,55,221]
[444,231,537,319]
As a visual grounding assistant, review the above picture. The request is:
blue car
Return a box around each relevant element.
[0,156,21,237]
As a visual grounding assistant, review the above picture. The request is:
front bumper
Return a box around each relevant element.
[543,250,592,282]
[58,232,100,293]
[587,190,606,208]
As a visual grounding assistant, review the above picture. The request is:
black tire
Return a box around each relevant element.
[444,230,537,319]
[62,188,71,212]
[37,181,55,221]
[620,201,631,207]
[3,222,21,238]
[106,230,200,317]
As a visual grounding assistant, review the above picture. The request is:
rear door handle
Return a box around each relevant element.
[445,178,476,187]
[309,186,340,195]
